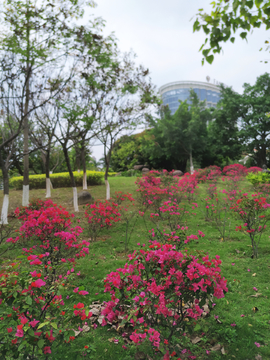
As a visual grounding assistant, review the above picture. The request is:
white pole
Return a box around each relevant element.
[0,194,9,225]
[73,187,79,212]
[45,178,51,198]
[22,185,29,207]
[105,180,110,200]
[83,171,87,190]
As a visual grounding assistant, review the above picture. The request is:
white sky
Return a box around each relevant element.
[85,0,270,159]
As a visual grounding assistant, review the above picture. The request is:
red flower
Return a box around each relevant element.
[43,346,51,354]
[7,327,13,333]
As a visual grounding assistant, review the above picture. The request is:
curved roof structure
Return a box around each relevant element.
[159,80,221,114]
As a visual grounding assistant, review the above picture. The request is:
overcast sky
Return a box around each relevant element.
[86,0,270,159]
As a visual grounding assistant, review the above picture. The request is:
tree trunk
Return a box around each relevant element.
[104,146,111,200]
[45,150,52,198]
[22,13,30,207]
[190,147,194,174]
[62,145,78,211]
[82,145,87,190]
[0,151,9,225]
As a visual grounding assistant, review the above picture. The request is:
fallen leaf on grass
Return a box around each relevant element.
[250,293,262,298]
[252,273,256,277]
[108,337,116,343]
[216,318,222,324]
[211,344,221,351]
[134,352,147,360]
[221,346,226,355]
[255,355,262,360]
[191,337,202,344]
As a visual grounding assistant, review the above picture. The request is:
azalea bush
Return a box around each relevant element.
[0,203,93,359]
[177,173,198,203]
[114,192,139,251]
[231,194,270,258]
[102,243,228,359]
[148,226,205,251]
[84,200,121,241]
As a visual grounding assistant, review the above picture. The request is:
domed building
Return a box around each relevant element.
[159,80,221,114]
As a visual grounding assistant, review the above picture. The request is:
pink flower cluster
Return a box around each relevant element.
[85,200,121,241]
[102,242,228,353]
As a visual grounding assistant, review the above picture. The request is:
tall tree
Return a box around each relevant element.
[0,0,96,206]
[205,85,243,166]
[93,52,159,199]
[193,0,270,64]
[143,90,212,172]
[239,73,270,167]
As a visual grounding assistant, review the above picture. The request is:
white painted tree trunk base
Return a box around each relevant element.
[83,172,87,190]
[0,194,9,225]
[46,178,51,198]
[105,180,110,200]
[190,151,194,175]
[73,187,79,212]
[22,185,29,207]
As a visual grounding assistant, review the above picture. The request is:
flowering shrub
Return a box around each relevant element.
[114,192,138,251]
[177,173,198,203]
[246,167,263,174]
[148,226,205,251]
[13,198,55,219]
[223,164,247,176]
[102,243,228,358]
[85,200,121,241]
[194,165,222,183]
[0,203,93,359]
[230,194,270,257]
[136,170,183,214]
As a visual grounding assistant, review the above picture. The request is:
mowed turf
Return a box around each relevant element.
[2,176,270,360]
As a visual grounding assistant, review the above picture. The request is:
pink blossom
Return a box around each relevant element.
[79,291,89,295]
[32,279,46,288]
[253,287,258,291]
[29,319,39,328]
[255,342,261,347]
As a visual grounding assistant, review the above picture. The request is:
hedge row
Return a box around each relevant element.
[246,171,270,186]
[10,171,116,190]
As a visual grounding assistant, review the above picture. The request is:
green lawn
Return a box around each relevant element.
[3,176,270,359]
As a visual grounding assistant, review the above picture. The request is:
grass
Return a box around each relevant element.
[2,176,270,359]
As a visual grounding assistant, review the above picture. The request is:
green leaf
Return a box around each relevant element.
[230,37,235,43]
[28,329,35,337]
[206,55,214,64]
[51,322,58,330]
[37,321,49,329]
[37,339,45,349]
[25,296,32,305]
[18,343,25,351]
[240,32,247,39]
[194,324,201,332]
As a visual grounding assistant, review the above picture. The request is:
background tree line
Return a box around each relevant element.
[111,73,270,173]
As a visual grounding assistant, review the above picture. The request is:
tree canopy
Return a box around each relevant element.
[193,0,270,64]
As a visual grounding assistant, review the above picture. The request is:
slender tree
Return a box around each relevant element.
[91,52,159,199]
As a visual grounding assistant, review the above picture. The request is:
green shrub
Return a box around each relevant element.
[246,171,270,186]
[9,171,116,190]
